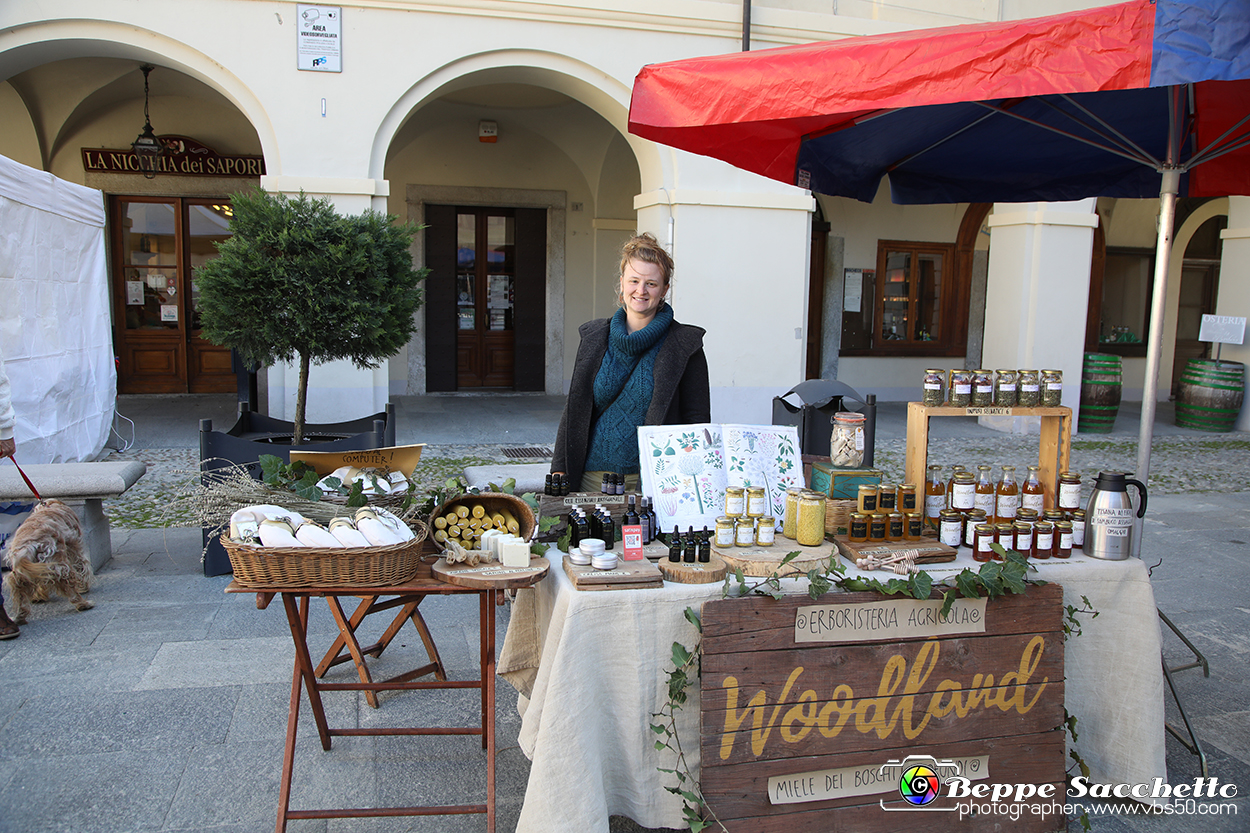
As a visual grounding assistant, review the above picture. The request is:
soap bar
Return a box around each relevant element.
[499,537,531,567]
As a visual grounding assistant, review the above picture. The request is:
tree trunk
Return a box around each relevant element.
[294,352,311,445]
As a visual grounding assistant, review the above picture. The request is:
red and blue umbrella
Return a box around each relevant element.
[628,0,1250,485]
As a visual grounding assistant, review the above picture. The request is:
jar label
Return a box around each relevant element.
[955,383,972,394]
[939,520,962,546]
[951,483,975,509]
[747,495,767,515]
[1060,531,1073,549]
[925,495,945,518]
[1047,382,1063,390]
[976,384,992,393]
[974,493,996,514]
[978,537,993,553]
[1072,519,1085,546]
[998,383,1017,391]
[1058,483,1081,507]
[716,528,735,547]
[1016,532,1033,551]
[736,526,755,546]
[924,383,941,390]
[1036,531,1054,549]
[1022,383,1040,392]
[756,527,775,545]
[1022,493,1045,512]
[726,495,744,514]
[965,523,978,546]
[996,494,1020,516]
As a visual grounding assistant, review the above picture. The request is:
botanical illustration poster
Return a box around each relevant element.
[638,423,802,535]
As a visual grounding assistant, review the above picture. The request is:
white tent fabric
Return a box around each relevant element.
[0,154,115,463]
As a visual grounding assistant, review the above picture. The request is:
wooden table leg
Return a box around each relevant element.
[482,589,497,833]
[315,596,378,677]
[404,599,448,682]
[325,595,382,709]
[281,593,332,750]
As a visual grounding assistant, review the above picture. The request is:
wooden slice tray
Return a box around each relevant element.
[658,554,727,584]
[831,536,957,564]
[432,556,550,589]
[562,556,664,591]
[713,540,838,578]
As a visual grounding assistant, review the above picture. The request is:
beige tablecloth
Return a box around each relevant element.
[499,549,1165,832]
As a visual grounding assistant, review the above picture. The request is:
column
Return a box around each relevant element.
[1218,196,1250,430]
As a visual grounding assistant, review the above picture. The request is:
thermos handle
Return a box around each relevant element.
[1126,478,1148,518]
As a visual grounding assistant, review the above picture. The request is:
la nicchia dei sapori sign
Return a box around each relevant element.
[81,137,265,177]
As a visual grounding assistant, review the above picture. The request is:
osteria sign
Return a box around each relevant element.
[698,585,1066,831]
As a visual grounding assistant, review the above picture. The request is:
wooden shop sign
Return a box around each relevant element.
[699,584,1065,832]
[81,136,265,178]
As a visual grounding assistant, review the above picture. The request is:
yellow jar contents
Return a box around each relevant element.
[849,512,869,543]
[746,487,767,518]
[734,517,756,547]
[783,487,802,540]
[755,516,776,547]
[714,516,735,548]
[725,487,745,518]
[868,513,887,542]
[796,495,826,547]
[857,484,879,515]
[877,483,898,513]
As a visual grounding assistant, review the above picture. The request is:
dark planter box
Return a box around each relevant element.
[198,404,396,576]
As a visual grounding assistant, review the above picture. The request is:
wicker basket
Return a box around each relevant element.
[224,518,429,588]
[825,499,857,536]
[430,492,536,551]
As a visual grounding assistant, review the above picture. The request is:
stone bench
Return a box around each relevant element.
[0,461,147,571]
[462,463,550,495]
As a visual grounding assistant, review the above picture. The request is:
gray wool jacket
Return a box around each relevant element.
[551,315,710,486]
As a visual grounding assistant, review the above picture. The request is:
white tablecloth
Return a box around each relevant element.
[499,549,1165,832]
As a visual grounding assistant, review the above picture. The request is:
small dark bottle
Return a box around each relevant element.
[575,512,590,546]
[683,526,696,563]
[600,473,611,495]
[649,501,660,542]
[615,474,625,495]
[567,509,581,548]
[668,528,682,562]
[639,497,652,544]
[623,494,640,530]
[698,526,711,562]
[545,473,554,496]
[559,473,570,496]
[600,509,616,550]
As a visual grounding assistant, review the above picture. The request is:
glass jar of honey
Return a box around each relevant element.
[868,512,888,542]
[1018,369,1041,406]
[1021,465,1045,515]
[887,512,905,542]
[857,484,879,515]
[1014,520,1034,556]
[905,512,924,541]
[994,369,1018,407]
[964,508,987,548]
[1057,472,1082,512]
[849,512,869,543]
[725,486,745,518]
[950,472,976,510]
[1054,520,1073,558]
[922,368,946,406]
[715,516,735,548]
[1071,508,1086,549]
[755,516,776,547]
[746,487,767,518]
[973,523,996,563]
[971,369,994,407]
[735,517,756,547]
[939,509,964,548]
[878,483,898,513]
[898,483,917,512]
[945,465,966,508]
[995,523,1015,557]
[796,494,826,547]
[1033,521,1055,559]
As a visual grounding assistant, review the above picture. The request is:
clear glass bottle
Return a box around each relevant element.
[945,464,966,509]
[995,465,1019,524]
[973,465,996,516]
[783,487,802,540]
[796,494,826,547]
[830,412,866,467]
[1018,369,1041,407]
[1021,465,1045,514]
[994,369,1018,407]
[925,465,946,527]
[922,368,946,406]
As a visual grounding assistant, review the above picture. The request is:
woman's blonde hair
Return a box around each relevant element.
[619,232,673,286]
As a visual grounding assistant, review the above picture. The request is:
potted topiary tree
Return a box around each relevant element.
[195,188,427,444]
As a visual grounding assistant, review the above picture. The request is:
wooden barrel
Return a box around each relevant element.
[1078,353,1122,434]
[1176,359,1246,432]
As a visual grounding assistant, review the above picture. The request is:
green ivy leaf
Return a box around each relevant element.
[684,606,702,633]
[939,588,957,618]
[910,571,932,600]
[672,643,692,668]
[955,569,982,600]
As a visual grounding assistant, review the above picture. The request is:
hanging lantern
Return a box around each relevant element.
[131,65,164,179]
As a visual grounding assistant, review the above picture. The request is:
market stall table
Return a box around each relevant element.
[228,565,545,833]
[499,547,1166,832]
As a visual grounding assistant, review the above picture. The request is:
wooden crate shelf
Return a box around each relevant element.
[904,402,1072,509]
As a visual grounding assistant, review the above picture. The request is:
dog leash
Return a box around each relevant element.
[5,457,41,501]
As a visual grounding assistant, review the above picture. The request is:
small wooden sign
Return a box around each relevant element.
[432,556,549,589]
[289,444,425,477]
[699,584,1065,831]
[562,556,663,591]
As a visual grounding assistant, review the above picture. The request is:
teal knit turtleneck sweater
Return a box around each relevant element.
[583,303,674,475]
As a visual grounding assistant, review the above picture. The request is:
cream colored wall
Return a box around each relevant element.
[1217,197,1250,430]
[0,82,39,167]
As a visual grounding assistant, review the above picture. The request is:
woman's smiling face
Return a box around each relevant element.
[620,257,667,326]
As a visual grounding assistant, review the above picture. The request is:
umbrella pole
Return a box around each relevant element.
[1133,168,1180,556]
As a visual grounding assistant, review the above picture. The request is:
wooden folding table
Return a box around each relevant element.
[226,562,545,833]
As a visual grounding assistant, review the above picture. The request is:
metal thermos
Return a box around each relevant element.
[1084,471,1148,560]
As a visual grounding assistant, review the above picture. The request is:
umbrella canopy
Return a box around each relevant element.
[628,0,1250,503]
[629,0,1250,204]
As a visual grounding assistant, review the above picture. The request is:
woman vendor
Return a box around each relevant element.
[552,232,710,492]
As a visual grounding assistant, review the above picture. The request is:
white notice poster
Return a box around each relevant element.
[297,5,342,72]
[844,269,863,313]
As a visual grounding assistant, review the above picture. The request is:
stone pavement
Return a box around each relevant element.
[0,393,1247,832]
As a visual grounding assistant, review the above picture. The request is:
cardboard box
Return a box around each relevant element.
[809,461,881,499]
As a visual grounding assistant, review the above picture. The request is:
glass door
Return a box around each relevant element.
[112,197,234,393]
[455,208,515,388]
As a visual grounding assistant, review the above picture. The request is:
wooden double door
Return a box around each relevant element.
[425,205,546,391]
[111,196,235,393]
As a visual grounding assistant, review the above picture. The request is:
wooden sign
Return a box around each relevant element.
[699,584,1065,831]
[289,444,425,477]
[562,556,663,591]
[432,556,548,589]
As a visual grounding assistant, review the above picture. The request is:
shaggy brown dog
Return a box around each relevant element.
[2,499,93,624]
